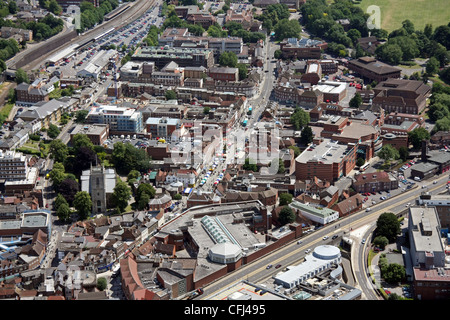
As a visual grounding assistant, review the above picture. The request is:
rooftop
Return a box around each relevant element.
[295,139,353,165]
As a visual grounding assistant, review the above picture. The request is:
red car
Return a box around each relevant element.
[275,264,282,269]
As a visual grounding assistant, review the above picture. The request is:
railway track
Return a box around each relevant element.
[8,0,158,71]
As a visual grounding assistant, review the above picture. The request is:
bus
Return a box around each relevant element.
[360,163,370,172]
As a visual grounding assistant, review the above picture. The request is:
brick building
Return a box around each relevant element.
[351,172,398,193]
[372,79,431,115]
[346,56,401,83]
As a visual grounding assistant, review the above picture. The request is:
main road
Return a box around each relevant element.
[198,170,450,300]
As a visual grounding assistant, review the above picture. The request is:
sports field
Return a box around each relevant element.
[356,0,450,32]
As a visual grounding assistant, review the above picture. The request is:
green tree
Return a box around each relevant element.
[277,158,285,174]
[426,56,440,75]
[278,206,295,225]
[56,202,71,222]
[378,144,400,164]
[279,193,293,206]
[427,102,449,122]
[58,178,79,206]
[243,158,258,172]
[112,180,131,213]
[207,25,227,37]
[434,117,450,132]
[274,49,282,59]
[49,139,68,163]
[398,146,409,162]
[173,193,182,200]
[47,124,60,139]
[383,263,406,284]
[288,145,301,157]
[219,51,238,68]
[47,0,62,15]
[73,191,92,220]
[408,127,430,149]
[54,193,68,211]
[127,169,141,181]
[135,183,156,204]
[376,43,403,65]
[97,277,108,291]
[15,68,29,84]
[274,19,302,41]
[349,92,363,108]
[356,157,365,167]
[75,110,89,123]
[49,162,66,189]
[373,235,389,250]
[71,133,94,153]
[290,107,310,130]
[165,90,177,100]
[376,212,401,242]
[137,192,150,211]
[300,126,314,145]
[237,63,248,80]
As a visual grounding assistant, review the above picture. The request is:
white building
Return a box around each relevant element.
[165,169,198,187]
[408,206,446,268]
[289,200,339,225]
[274,245,342,288]
[87,105,143,133]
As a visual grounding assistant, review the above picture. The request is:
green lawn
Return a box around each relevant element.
[356,0,450,32]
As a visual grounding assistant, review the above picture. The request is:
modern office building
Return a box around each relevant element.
[86,105,143,133]
[294,138,357,182]
[0,150,28,182]
[131,46,214,69]
[407,206,450,300]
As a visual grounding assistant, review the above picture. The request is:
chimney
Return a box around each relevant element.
[421,140,428,162]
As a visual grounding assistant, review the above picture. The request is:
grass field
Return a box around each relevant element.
[356,0,450,32]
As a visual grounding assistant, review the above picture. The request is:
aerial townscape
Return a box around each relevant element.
[0,0,448,305]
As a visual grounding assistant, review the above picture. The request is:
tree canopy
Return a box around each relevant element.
[376,212,401,242]
[278,206,296,225]
[73,191,92,220]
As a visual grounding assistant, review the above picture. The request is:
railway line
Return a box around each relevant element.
[7,0,159,71]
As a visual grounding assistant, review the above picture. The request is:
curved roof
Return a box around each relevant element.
[208,242,242,259]
[313,245,341,260]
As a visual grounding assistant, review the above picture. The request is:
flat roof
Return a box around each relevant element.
[21,211,49,228]
[295,139,352,165]
[409,207,444,253]
[289,201,338,218]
